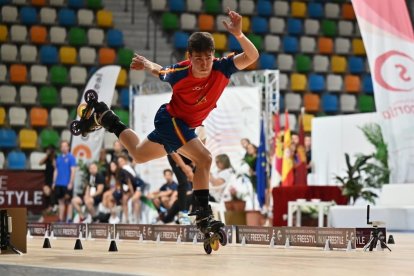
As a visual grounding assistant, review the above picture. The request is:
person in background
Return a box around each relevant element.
[39,145,56,213]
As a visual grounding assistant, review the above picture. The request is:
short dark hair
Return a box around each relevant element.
[163,169,173,175]
[187,32,215,54]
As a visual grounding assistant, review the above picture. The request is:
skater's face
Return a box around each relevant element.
[189,51,214,78]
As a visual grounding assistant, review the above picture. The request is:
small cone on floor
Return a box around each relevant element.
[269,237,275,248]
[376,240,383,251]
[87,231,94,241]
[284,237,290,248]
[323,239,332,251]
[107,231,111,240]
[115,232,121,242]
[192,235,198,245]
[50,230,56,240]
[388,235,395,244]
[139,233,144,243]
[42,237,51,248]
[176,234,182,244]
[241,235,246,246]
[79,231,85,241]
[109,240,118,252]
[74,239,83,250]
[27,229,33,239]
[346,240,353,252]
[156,233,161,243]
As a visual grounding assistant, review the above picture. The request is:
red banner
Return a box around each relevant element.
[0,170,45,212]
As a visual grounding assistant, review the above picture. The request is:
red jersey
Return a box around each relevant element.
[159,55,238,128]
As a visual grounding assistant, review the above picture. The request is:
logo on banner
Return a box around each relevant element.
[375,50,414,92]
[72,144,92,159]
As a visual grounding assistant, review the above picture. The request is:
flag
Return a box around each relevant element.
[255,118,267,208]
[274,113,283,175]
[281,110,294,187]
[294,112,308,186]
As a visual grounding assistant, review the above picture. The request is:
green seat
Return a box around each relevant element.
[161,12,178,31]
[114,108,129,126]
[69,108,77,120]
[295,54,311,72]
[205,0,221,14]
[68,27,87,46]
[39,86,58,107]
[359,95,375,112]
[40,129,60,149]
[118,48,134,67]
[321,20,337,37]
[87,0,102,10]
[247,34,263,51]
[50,65,68,85]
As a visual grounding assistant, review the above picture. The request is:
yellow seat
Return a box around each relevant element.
[331,55,347,73]
[242,16,250,33]
[291,1,307,18]
[212,33,227,51]
[352,38,366,55]
[290,73,307,91]
[0,107,5,126]
[116,68,127,86]
[97,10,113,28]
[19,128,38,150]
[60,46,77,64]
[0,25,8,42]
[303,113,314,132]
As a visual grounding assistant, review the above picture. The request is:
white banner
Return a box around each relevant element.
[133,86,260,190]
[352,0,414,183]
[71,65,120,162]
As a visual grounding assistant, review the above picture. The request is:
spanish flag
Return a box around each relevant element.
[281,110,294,187]
[294,112,308,186]
[274,113,283,175]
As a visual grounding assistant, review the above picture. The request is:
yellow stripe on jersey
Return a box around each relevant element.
[172,117,187,145]
[159,65,190,75]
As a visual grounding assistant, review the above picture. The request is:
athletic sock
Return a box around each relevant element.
[113,121,128,138]
[193,189,209,209]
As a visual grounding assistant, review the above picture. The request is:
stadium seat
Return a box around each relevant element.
[222,0,237,12]
[338,20,353,36]
[264,35,280,52]
[318,37,333,54]
[362,74,374,94]
[61,87,79,106]
[50,65,69,85]
[30,65,48,83]
[281,113,297,131]
[107,29,124,48]
[248,34,263,51]
[283,36,298,53]
[228,35,242,51]
[117,48,133,67]
[20,6,38,25]
[129,70,146,86]
[359,95,375,112]
[0,44,18,62]
[274,1,289,17]
[302,113,314,132]
[70,66,87,85]
[97,10,113,28]
[348,57,364,73]
[87,0,102,10]
[79,47,96,65]
[10,25,27,43]
[345,75,360,93]
[50,0,65,6]
[0,128,17,148]
[252,16,268,34]
[68,27,87,46]
[88,28,104,46]
[277,54,294,71]
[0,65,6,82]
[0,85,17,103]
[322,94,339,113]
[31,0,46,6]
[287,18,303,35]
[116,68,127,87]
[331,55,347,73]
[269,17,285,34]
[50,26,67,44]
[59,46,77,64]
[40,128,60,148]
[211,33,226,51]
[325,3,340,18]
[205,0,220,14]
[30,25,47,44]
[7,151,26,169]
[50,107,69,127]
[352,38,366,55]
[68,0,84,9]
[291,1,306,18]
[342,3,356,20]
[1,6,18,23]
[162,12,179,31]
[295,54,311,72]
[78,9,94,26]
[241,17,250,33]
[60,129,71,142]
[19,128,38,149]
[151,0,166,11]
[10,64,28,84]
[304,93,320,113]
[321,19,337,37]
[308,2,323,18]
[186,0,201,12]
[312,55,329,72]
[29,151,47,169]
[114,109,129,126]
[335,37,351,54]
[40,7,57,24]
[257,0,272,17]
[290,73,307,91]
[98,47,116,64]
[0,107,5,126]
[300,36,316,53]
[304,19,319,35]
[198,14,214,32]
[20,45,38,63]
[0,25,8,42]
[58,8,77,27]
[8,107,27,126]
[168,0,185,12]
[39,86,59,107]
[239,0,254,15]
[0,152,4,169]
[279,73,288,90]
[119,88,129,108]
[40,45,59,65]
[326,74,343,92]
[181,13,197,31]
[259,53,276,69]
[308,74,325,92]
[20,85,38,105]
[340,94,357,112]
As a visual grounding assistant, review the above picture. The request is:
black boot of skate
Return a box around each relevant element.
[189,205,224,234]
[93,102,127,137]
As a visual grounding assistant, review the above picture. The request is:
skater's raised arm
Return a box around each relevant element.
[130,53,163,77]
[222,8,259,70]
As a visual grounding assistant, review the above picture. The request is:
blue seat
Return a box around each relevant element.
[308,3,324,18]
[283,36,299,53]
[40,45,58,65]
[168,0,185,12]
[20,7,38,25]
[58,8,77,27]
[229,35,242,51]
[278,94,285,111]
[120,88,129,108]
[259,53,276,69]
[257,0,272,17]
[0,128,17,148]
[107,29,124,48]
[252,16,268,34]
[363,74,374,94]
[322,94,339,113]
[173,31,189,50]
[309,74,325,92]
[349,57,364,73]
[0,0,12,5]
[7,151,26,170]
[68,0,85,9]
[287,18,303,35]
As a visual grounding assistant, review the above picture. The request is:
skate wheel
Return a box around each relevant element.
[203,242,212,254]
[84,89,98,104]
[210,239,219,251]
[70,120,82,136]
[77,103,91,118]
[218,229,227,246]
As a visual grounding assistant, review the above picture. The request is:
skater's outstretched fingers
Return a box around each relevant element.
[130,53,147,70]
[222,7,242,36]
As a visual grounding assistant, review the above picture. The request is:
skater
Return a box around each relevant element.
[77,9,258,240]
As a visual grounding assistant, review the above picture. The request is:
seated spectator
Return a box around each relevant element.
[209,154,235,203]
[149,169,178,214]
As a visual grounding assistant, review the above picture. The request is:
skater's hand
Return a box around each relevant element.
[130,54,149,70]
[183,165,194,181]
[222,8,242,37]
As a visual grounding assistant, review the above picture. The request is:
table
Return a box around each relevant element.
[287,200,333,227]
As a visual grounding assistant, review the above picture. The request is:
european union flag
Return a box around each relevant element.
[256,118,267,208]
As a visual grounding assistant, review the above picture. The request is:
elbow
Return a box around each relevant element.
[251,50,260,62]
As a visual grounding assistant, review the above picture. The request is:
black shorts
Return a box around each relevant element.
[55,186,73,200]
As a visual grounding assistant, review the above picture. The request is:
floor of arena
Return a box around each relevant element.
[0,232,413,276]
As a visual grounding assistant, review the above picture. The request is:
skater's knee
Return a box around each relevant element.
[194,151,212,168]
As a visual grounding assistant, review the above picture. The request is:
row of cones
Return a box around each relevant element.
[43,237,118,252]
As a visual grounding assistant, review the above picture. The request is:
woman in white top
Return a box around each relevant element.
[209,154,234,203]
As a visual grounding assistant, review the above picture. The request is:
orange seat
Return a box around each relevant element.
[116,68,127,86]
[59,46,77,64]
[303,93,320,113]
[318,37,333,54]
[0,25,8,42]
[198,14,215,31]
[241,16,250,33]
[19,128,38,149]
[10,64,28,84]
[212,32,227,51]
[30,25,47,44]
[352,38,366,55]
[342,3,356,20]
[345,75,360,93]
[30,107,49,127]
[31,0,46,6]
[98,47,116,65]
